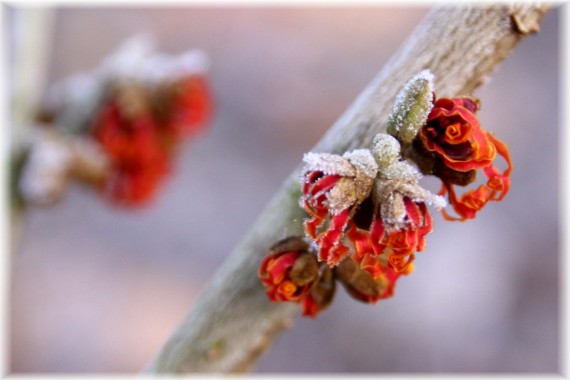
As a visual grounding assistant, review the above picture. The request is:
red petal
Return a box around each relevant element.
[369,217,387,255]
[316,208,351,266]
[265,252,298,284]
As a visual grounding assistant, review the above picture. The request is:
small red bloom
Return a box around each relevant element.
[420,96,495,172]
[416,96,513,221]
[301,151,377,267]
[258,237,335,318]
[259,251,312,302]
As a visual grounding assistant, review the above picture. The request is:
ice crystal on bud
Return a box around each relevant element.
[386,69,434,146]
[379,160,421,182]
[342,149,378,179]
[372,133,400,169]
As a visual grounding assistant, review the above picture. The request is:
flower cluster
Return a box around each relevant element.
[260,70,512,318]
[259,236,403,318]
[21,36,213,208]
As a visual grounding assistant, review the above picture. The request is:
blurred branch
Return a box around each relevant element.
[8,8,55,250]
[9,7,54,149]
[146,4,550,374]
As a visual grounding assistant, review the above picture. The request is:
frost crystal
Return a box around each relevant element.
[372,133,400,169]
[95,34,210,86]
[302,152,356,177]
[380,161,421,182]
[374,178,446,232]
[386,70,434,146]
[342,149,378,179]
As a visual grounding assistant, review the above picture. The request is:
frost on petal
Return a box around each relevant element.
[386,70,435,146]
[302,152,356,177]
[373,179,445,232]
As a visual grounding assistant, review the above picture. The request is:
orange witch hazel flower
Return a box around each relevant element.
[258,237,335,318]
[415,95,512,221]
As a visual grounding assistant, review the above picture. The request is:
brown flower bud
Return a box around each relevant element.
[335,257,398,304]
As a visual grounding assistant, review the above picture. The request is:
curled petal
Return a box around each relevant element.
[302,173,341,239]
[439,132,512,221]
[388,253,415,274]
[441,183,490,221]
[420,96,496,173]
[483,132,513,201]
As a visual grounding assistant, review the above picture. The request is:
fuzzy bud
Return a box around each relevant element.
[372,133,400,170]
[386,70,434,146]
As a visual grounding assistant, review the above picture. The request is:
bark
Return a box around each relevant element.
[146,4,551,374]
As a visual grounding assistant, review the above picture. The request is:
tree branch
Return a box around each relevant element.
[145,4,550,374]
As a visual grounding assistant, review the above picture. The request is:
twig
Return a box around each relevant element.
[146,4,550,374]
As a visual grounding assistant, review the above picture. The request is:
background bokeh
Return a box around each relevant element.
[7,6,560,373]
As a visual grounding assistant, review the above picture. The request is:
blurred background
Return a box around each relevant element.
[5,5,561,373]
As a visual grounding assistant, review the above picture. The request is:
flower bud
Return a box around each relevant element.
[372,133,400,170]
[386,70,434,146]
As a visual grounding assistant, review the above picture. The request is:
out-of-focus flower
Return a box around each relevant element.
[92,66,213,206]
[93,91,170,206]
[23,37,214,209]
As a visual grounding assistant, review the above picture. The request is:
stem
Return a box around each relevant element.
[146,4,550,374]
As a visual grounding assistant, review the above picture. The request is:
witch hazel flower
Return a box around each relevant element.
[411,95,513,221]
[347,134,445,275]
[258,236,335,318]
[300,149,378,266]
